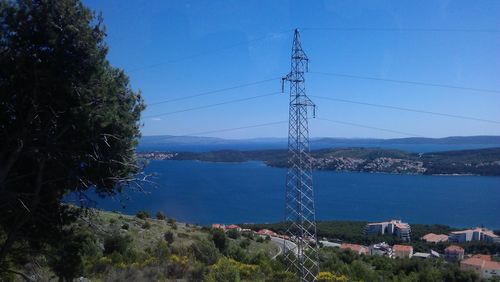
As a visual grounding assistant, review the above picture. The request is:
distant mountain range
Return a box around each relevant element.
[315,136,500,145]
[139,135,500,153]
[141,135,500,145]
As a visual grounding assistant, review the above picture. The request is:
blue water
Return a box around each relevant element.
[78,160,500,229]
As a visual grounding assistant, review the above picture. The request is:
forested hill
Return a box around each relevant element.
[138,147,500,176]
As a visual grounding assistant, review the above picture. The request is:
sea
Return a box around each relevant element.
[74,144,500,229]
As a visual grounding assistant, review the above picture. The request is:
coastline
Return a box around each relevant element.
[137,146,500,177]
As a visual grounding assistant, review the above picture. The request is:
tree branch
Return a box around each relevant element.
[0,267,35,282]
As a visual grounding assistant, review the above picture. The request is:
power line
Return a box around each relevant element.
[125,27,498,73]
[143,91,281,118]
[179,120,288,136]
[311,95,500,125]
[309,71,500,94]
[147,77,281,106]
[301,27,500,33]
[173,117,419,138]
[129,30,292,73]
[316,117,421,137]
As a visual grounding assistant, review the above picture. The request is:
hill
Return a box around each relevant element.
[2,209,283,281]
[139,147,500,176]
[315,136,500,145]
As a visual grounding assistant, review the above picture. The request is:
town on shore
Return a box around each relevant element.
[212,219,500,279]
[138,146,500,176]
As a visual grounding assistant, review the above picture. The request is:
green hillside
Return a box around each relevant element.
[1,209,284,282]
[141,147,500,176]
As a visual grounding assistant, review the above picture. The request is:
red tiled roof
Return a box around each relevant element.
[226,224,241,229]
[341,243,367,253]
[393,244,413,252]
[484,260,500,270]
[422,233,448,243]
[461,258,485,268]
[471,254,491,261]
[257,229,276,236]
[462,256,500,270]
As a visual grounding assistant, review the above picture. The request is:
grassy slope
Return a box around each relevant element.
[84,209,279,259]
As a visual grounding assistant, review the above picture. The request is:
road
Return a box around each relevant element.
[269,236,298,259]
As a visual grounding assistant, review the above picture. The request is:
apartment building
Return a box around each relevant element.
[365,219,411,241]
[449,228,500,244]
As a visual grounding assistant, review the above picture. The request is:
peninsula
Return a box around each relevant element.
[138,147,500,176]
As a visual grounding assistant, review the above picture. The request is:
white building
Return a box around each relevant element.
[365,219,411,241]
[369,242,392,257]
[449,228,500,244]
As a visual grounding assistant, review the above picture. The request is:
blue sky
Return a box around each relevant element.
[84,0,500,139]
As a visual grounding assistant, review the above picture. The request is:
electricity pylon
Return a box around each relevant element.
[281,28,319,282]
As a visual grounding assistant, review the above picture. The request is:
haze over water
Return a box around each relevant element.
[87,159,500,229]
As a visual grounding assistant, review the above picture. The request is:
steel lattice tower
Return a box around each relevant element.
[281,29,319,282]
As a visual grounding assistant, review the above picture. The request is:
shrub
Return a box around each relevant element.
[205,258,240,282]
[156,211,166,220]
[168,254,189,278]
[178,232,189,238]
[142,221,152,229]
[164,231,174,244]
[104,233,132,256]
[237,263,260,280]
[256,236,264,243]
[170,243,190,257]
[47,230,99,281]
[227,229,240,239]
[154,240,170,260]
[212,229,228,252]
[241,231,255,240]
[121,223,129,230]
[187,261,207,282]
[317,271,349,282]
[266,271,297,282]
[102,265,165,281]
[225,244,247,262]
[92,256,113,273]
[239,239,251,249]
[136,210,150,219]
[190,239,219,265]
